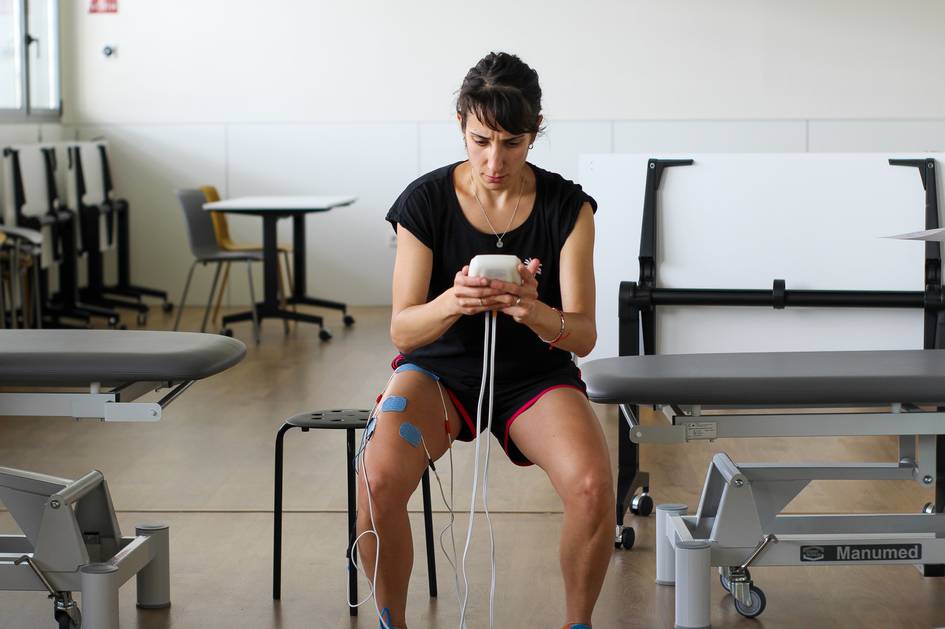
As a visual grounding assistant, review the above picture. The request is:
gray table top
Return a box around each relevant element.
[582,349,945,406]
[0,331,246,387]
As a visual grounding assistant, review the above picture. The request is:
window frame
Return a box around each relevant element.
[0,0,61,122]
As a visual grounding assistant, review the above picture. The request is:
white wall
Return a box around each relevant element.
[4,0,941,306]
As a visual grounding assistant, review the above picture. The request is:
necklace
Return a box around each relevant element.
[471,172,525,249]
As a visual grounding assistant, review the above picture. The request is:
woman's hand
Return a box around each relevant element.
[448,265,506,316]
[490,258,541,324]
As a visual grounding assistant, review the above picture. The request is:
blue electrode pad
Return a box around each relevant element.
[398,422,422,448]
[394,363,441,382]
[381,396,408,412]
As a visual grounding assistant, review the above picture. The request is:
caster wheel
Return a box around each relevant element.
[343,314,355,327]
[630,493,654,517]
[734,585,766,619]
[220,328,234,337]
[137,312,148,326]
[720,568,749,593]
[162,302,174,313]
[615,527,635,549]
[319,328,333,341]
[923,502,936,515]
[55,610,80,629]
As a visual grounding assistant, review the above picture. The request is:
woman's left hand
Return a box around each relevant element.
[488,258,541,324]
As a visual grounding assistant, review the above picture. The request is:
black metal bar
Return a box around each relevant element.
[625,286,936,309]
[420,469,437,598]
[264,215,280,308]
[639,159,693,288]
[347,428,359,615]
[893,159,945,577]
[292,214,306,300]
[616,282,641,529]
[272,423,293,600]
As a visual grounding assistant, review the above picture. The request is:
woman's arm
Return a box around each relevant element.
[492,202,597,357]
[390,224,504,354]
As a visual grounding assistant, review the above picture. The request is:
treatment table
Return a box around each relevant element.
[0,330,245,629]
[583,348,945,628]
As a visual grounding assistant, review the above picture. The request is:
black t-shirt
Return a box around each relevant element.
[386,161,597,388]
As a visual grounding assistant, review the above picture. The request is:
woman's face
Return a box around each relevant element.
[460,111,537,190]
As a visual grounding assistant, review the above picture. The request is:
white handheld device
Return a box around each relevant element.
[468,254,522,284]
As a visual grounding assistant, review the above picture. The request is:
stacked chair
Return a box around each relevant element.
[66,140,171,324]
[2,143,119,328]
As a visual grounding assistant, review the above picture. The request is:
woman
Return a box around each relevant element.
[358,51,613,629]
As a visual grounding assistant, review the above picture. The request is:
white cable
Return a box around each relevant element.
[483,311,498,629]
[350,438,394,629]
[459,310,493,629]
[433,382,463,605]
[351,371,461,629]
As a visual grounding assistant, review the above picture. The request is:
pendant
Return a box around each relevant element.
[496,240,504,249]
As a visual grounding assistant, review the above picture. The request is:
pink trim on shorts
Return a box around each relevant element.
[445,388,477,437]
[503,384,585,466]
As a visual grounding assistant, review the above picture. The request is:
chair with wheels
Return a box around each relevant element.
[273,408,438,615]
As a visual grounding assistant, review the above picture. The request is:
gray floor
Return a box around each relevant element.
[2,306,945,628]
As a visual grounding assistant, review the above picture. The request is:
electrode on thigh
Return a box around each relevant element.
[393,363,441,382]
[381,396,408,412]
[398,422,423,448]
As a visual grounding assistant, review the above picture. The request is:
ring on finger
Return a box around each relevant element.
[479,297,484,306]
[515,297,522,306]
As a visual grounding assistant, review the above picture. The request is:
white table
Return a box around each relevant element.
[203,195,356,339]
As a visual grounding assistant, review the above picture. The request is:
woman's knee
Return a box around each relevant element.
[357,455,417,516]
[562,469,614,519]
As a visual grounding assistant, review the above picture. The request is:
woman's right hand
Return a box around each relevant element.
[447,265,505,316]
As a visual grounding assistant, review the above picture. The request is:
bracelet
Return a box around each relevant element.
[538,306,566,346]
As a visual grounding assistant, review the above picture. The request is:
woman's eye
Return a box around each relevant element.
[475,140,488,146]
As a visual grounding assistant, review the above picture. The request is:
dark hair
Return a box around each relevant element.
[456,52,543,135]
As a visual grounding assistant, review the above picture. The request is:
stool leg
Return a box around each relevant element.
[273,423,294,600]
[347,428,358,616]
[421,469,437,598]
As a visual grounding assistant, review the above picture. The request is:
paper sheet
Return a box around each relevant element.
[883,227,945,241]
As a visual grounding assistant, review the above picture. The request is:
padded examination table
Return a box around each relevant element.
[0,330,245,629]
[582,348,945,625]
[0,329,246,387]
[583,348,945,406]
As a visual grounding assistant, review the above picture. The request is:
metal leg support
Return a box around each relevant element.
[136,523,171,609]
[674,540,711,629]
[656,504,688,585]
[80,563,120,629]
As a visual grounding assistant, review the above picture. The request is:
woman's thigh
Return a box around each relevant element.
[506,387,612,496]
[360,369,465,500]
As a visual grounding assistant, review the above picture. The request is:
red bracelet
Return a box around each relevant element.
[538,307,566,347]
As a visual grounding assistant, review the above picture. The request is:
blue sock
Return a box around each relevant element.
[567,625,591,629]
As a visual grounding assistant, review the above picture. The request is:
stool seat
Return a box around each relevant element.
[285,409,369,429]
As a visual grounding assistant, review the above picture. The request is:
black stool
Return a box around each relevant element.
[273,409,438,614]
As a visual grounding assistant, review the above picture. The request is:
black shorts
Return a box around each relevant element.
[390,355,587,466]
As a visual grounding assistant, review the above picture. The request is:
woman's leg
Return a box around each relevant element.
[507,387,614,626]
[356,370,463,628]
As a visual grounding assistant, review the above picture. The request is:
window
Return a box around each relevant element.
[0,0,60,121]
